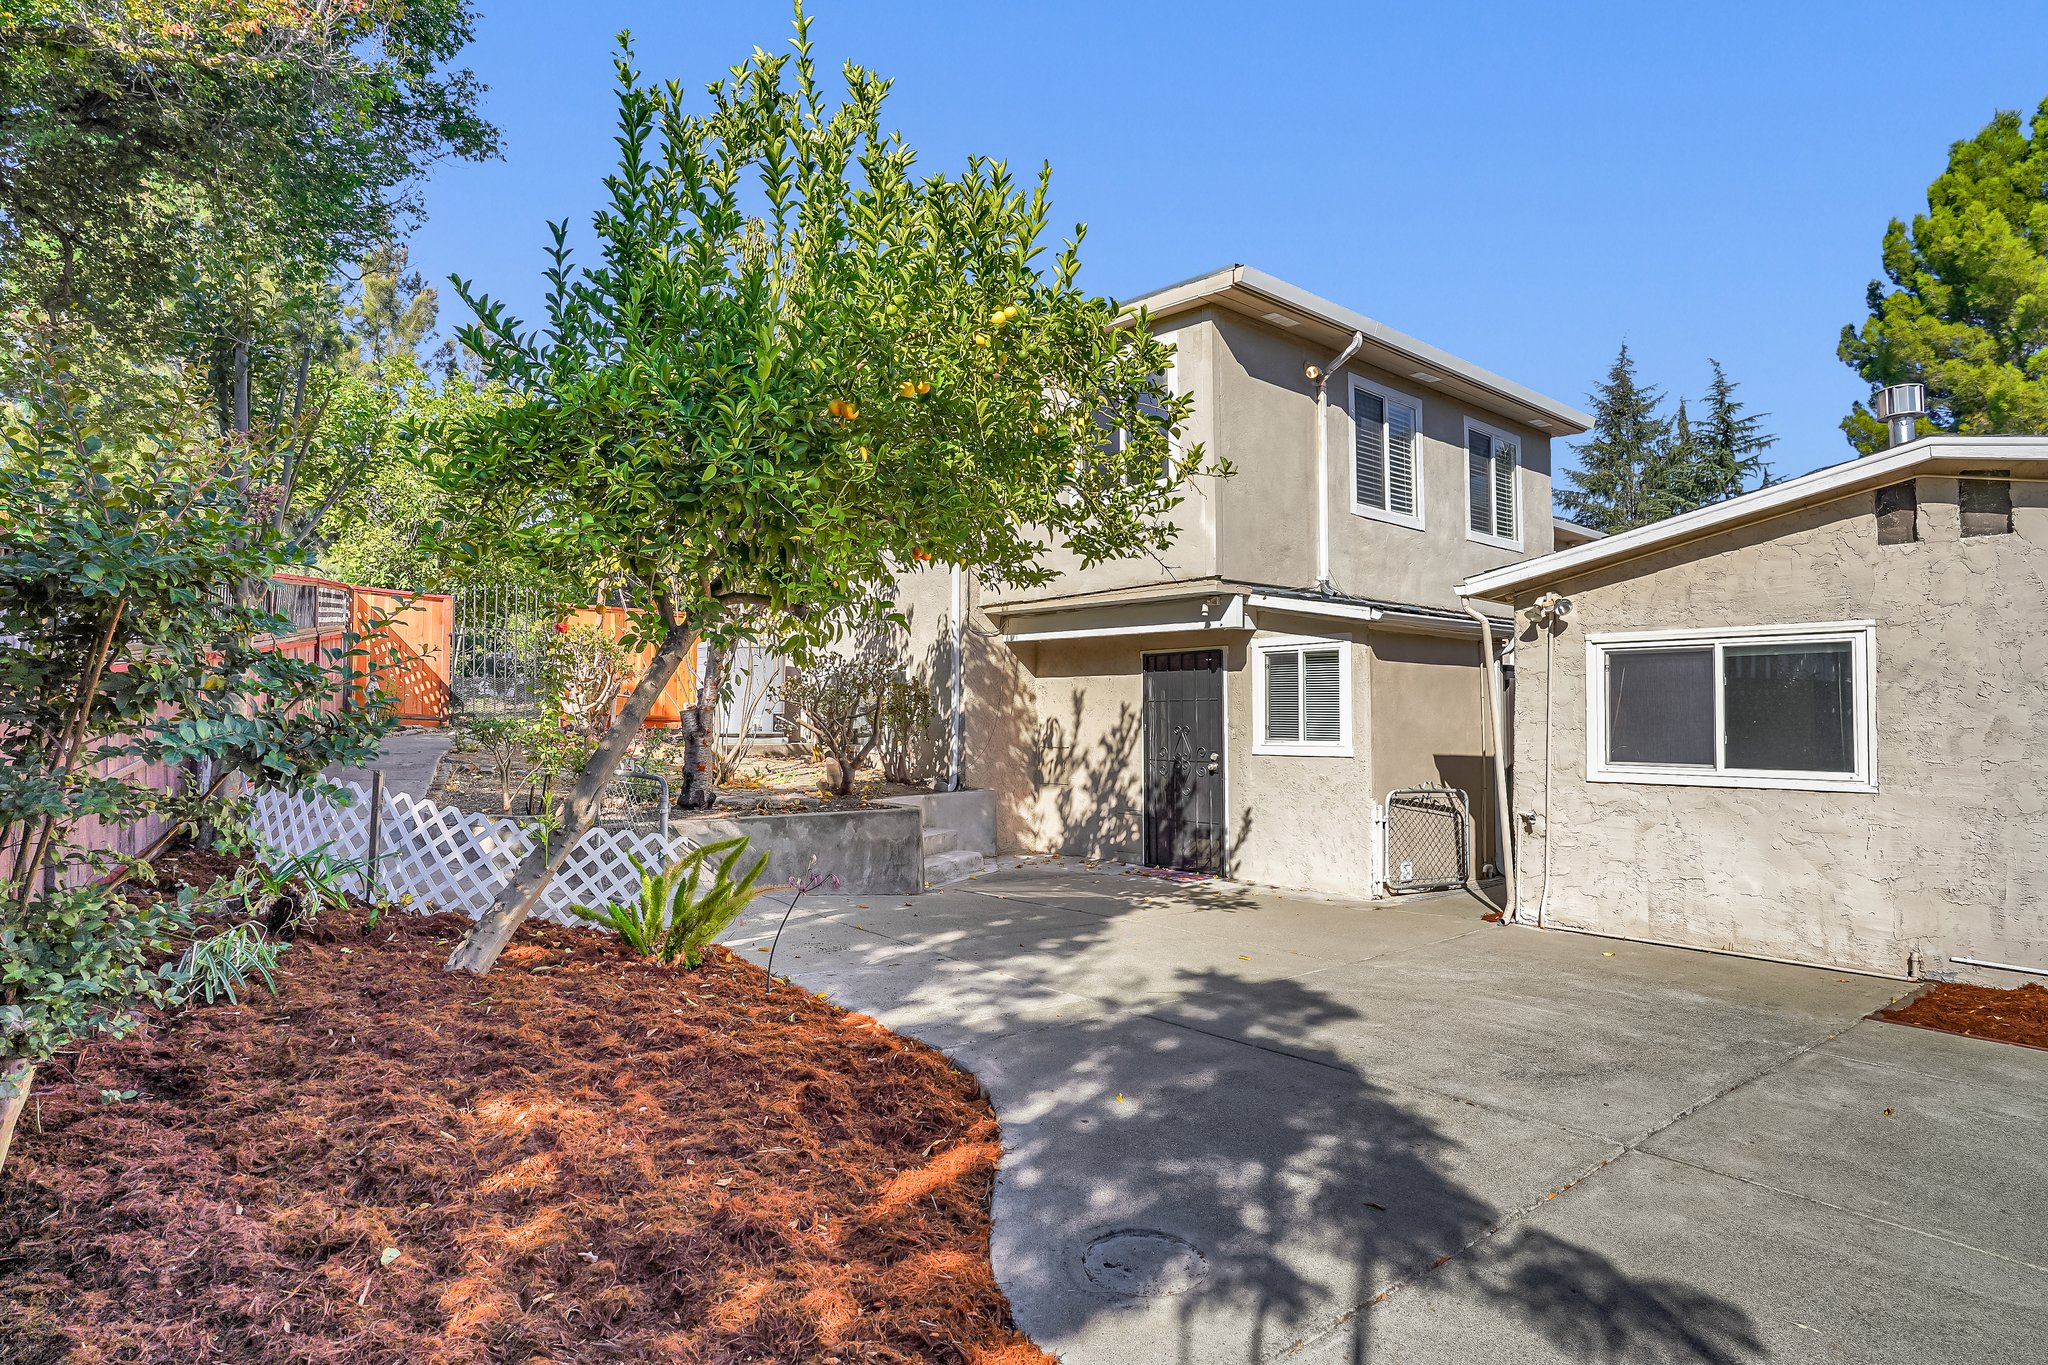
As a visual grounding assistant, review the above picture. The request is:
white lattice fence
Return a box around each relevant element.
[251,782,687,926]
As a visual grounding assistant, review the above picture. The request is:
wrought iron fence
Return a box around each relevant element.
[1383,786,1471,893]
[449,581,551,718]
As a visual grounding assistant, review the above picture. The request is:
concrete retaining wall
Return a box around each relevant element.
[693,804,923,896]
[881,788,996,852]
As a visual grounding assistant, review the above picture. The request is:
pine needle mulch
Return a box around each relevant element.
[0,861,1049,1365]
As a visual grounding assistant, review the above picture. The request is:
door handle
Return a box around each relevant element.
[1205,761,1219,774]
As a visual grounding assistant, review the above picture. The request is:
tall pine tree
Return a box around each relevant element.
[1696,360,1774,499]
[1557,343,1671,533]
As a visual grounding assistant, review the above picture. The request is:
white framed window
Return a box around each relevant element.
[1252,634,1351,756]
[1465,418,1521,548]
[1586,622,1877,792]
[1350,377,1423,530]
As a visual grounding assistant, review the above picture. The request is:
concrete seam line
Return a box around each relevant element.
[1292,1017,1881,1358]
[1639,1150,2048,1275]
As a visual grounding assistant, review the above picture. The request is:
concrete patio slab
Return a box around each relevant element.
[1640,1022,2048,1265]
[720,865,2048,1364]
[323,729,451,799]
[1338,1148,2047,1365]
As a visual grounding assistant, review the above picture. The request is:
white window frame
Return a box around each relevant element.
[1348,375,1425,531]
[1463,417,1523,550]
[1251,633,1353,757]
[1585,621,1878,793]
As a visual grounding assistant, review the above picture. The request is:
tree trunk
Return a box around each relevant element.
[444,621,694,975]
[0,1059,33,1178]
[679,644,725,810]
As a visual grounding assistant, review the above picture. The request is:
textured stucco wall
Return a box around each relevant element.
[1510,477,2048,979]
[1209,313,1555,611]
[1367,630,1501,870]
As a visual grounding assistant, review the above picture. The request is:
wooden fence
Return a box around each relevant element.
[26,575,454,887]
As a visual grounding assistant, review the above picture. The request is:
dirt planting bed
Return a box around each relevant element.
[0,852,1046,1365]
[1875,980,2048,1051]
[429,742,929,822]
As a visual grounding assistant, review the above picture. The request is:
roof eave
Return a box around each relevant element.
[1124,264,1593,436]
[1458,436,2048,602]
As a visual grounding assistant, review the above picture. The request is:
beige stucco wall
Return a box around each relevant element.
[1208,313,1555,611]
[997,313,1225,604]
[1367,630,1502,871]
[1507,476,2048,979]
[995,309,1558,612]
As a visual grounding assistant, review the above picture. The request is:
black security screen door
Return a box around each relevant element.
[1143,650,1226,874]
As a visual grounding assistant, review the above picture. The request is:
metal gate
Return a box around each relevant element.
[450,582,551,718]
[1142,649,1227,875]
[1382,786,1471,893]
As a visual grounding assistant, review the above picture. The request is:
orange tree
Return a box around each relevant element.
[432,5,1209,973]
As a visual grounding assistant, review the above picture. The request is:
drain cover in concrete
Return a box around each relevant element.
[1078,1229,1209,1297]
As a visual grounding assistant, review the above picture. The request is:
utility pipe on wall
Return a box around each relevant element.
[1309,330,1365,592]
[1460,598,1517,922]
[947,563,967,791]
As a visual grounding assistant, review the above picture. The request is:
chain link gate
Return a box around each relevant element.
[1381,786,1472,893]
[449,582,552,718]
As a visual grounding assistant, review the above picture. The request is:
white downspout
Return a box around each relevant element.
[1312,330,1365,593]
[947,564,966,791]
[1460,596,1517,922]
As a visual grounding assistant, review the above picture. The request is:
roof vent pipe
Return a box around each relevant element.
[1874,383,1926,449]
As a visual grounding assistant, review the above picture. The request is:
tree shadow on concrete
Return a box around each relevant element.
[958,961,1763,1365]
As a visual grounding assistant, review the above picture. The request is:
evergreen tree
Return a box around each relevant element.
[1697,360,1774,498]
[1839,100,2048,452]
[1557,344,1671,533]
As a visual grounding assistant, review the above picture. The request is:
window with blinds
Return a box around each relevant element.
[1466,424,1519,543]
[1351,380,1422,527]
[1256,639,1349,754]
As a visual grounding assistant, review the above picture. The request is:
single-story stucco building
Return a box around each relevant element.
[1458,435,2048,982]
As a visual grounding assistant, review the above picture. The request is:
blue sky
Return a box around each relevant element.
[406,0,2048,486]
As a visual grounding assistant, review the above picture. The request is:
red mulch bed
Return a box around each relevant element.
[0,851,1049,1365]
[1874,980,2048,1051]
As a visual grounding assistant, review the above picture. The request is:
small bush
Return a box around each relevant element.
[160,923,288,1007]
[539,621,635,742]
[571,837,771,968]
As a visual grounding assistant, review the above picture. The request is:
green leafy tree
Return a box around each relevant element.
[432,6,1212,973]
[0,1,496,353]
[1839,100,2048,452]
[0,343,392,1175]
[1558,343,1671,533]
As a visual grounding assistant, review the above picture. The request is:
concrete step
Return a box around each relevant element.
[923,848,986,887]
[921,827,962,856]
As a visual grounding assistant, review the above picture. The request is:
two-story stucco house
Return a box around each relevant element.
[894,266,1590,897]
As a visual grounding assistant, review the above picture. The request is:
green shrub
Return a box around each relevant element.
[571,836,771,968]
[160,922,288,1007]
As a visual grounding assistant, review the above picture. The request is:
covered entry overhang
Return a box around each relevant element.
[992,582,1501,643]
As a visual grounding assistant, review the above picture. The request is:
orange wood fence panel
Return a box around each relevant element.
[352,588,454,726]
[566,605,697,728]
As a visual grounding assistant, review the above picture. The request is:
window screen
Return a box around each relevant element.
[1605,648,1715,766]
[1468,429,1518,539]
[1302,647,1343,743]
[1722,642,1854,773]
[1594,628,1872,787]
[1263,649,1300,744]
[1261,644,1344,749]
[1354,387,1418,518]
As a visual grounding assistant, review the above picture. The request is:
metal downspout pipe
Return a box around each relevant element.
[1460,596,1517,922]
[1311,331,1365,592]
[947,564,967,792]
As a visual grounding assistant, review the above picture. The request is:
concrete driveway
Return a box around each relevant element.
[723,861,2048,1365]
